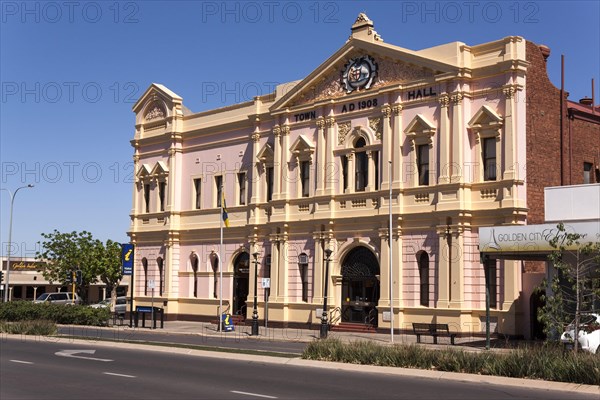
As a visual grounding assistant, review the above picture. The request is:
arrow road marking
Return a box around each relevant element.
[10,360,33,364]
[55,350,113,362]
[230,391,277,399]
[103,372,136,378]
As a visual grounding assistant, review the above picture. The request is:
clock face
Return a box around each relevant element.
[341,56,377,93]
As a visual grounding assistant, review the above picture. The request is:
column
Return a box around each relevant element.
[280,125,291,200]
[436,228,450,308]
[324,117,335,195]
[381,105,392,189]
[438,94,451,183]
[272,125,282,200]
[503,86,516,180]
[366,151,375,191]
[450,93,464,182]
[392,105,403,189]
[269,236,280,301]
[347,153,355,193]
[448,230,465,308]
[278,233,290,321]
[250,131,261,204]
[379,231,391,312]
[315,118,325,196]
[312,231,324,304]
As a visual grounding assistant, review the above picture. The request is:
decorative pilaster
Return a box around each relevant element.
[450,93,464,182]
[272,125,282,200]
[392,105,402,188]
[381,105,392,189]
[250,131,261,205]
[316,118,326,196]
[503,86,517,180]
[280,125,291,200]
[438,94,451,183]
[325,117,336,195]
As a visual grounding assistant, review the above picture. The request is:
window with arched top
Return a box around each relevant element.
[141,258,148,296]
[355,137,368,192]
[190,253,199,298]
[156,257,164,297]
[418,251,429,307]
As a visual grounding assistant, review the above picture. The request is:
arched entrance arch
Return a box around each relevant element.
[233,252,250,318]
[341,246,380,326]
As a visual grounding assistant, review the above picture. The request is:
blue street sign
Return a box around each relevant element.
[121,243,134,275]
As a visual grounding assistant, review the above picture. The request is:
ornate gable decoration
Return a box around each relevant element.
[297,56,433,106]
[405,114,436,147]
[341,55,378,93]
[144,102,166,121]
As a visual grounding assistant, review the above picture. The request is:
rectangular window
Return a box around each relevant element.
[584,162,593,184]
[355,152,368,191]
[300,161,310,197]
[299,254,309,302]
[419,253,429,307]
[266,167,274,201]
[483,137,497,181]
[417,144,429,186]
[215,176,223,208]
[238,172,246,205]
[143,183,150,213]
[194,178,202,209]
[485,259,497,309]
[341,156,348,192]
[158,181,166,212]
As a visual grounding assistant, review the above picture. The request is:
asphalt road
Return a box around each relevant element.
[1,337,597,400]
[57,325,307,355]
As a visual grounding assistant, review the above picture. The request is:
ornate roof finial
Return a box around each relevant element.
[350,12,383,42]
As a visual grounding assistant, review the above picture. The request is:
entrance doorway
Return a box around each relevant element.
[341,246,380,326]
[233,252,250,318]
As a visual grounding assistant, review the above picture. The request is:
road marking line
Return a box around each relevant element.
[55,350,113,362]
[10,360,33,364]
[230,391,277,399]
[103,372,136,378]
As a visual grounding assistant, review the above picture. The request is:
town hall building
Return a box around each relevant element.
[128,14,599,338]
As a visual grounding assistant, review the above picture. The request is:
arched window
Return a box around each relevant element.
[190,253,199,298]
[418,252,429,307]
[141,257,148,296]
[156,257,164,296]
[355,137,368,192]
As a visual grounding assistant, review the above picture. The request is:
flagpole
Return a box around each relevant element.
[389,160,394,343]
[219,183,223,333]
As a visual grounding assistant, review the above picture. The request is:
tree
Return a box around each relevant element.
[537,223,600,351]
[36,230,123,305]
[96,239,124,312]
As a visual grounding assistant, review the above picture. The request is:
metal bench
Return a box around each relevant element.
[412,323,457,345]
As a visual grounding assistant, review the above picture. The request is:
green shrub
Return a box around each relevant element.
[0,320,58,335]
[303,339,600,386]
[0,301,110,326]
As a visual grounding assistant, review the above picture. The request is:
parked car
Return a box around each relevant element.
[34,292,81,305]
[90,296,128,315]
[560,313,600,354]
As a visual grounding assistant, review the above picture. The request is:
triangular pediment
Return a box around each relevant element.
[256,143,274,162]
[405,114,436,135]
[468,105,503,129]
[150,161,169,176]
[289,135,315,154]
[133,83,182,114]
[136,164,152,179]
[271,38,458,111]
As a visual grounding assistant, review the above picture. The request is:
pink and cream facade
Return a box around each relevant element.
[129,15,531,336]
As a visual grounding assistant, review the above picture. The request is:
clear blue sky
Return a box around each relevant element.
[1,1,599,257]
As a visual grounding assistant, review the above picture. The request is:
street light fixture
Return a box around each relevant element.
[320,248,333,339]
[251,251,260,336]
[2,184,34,302]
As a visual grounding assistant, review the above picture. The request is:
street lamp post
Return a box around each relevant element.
[320,248,333,339]
[251,251,260,336]
[2,184,34,303]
